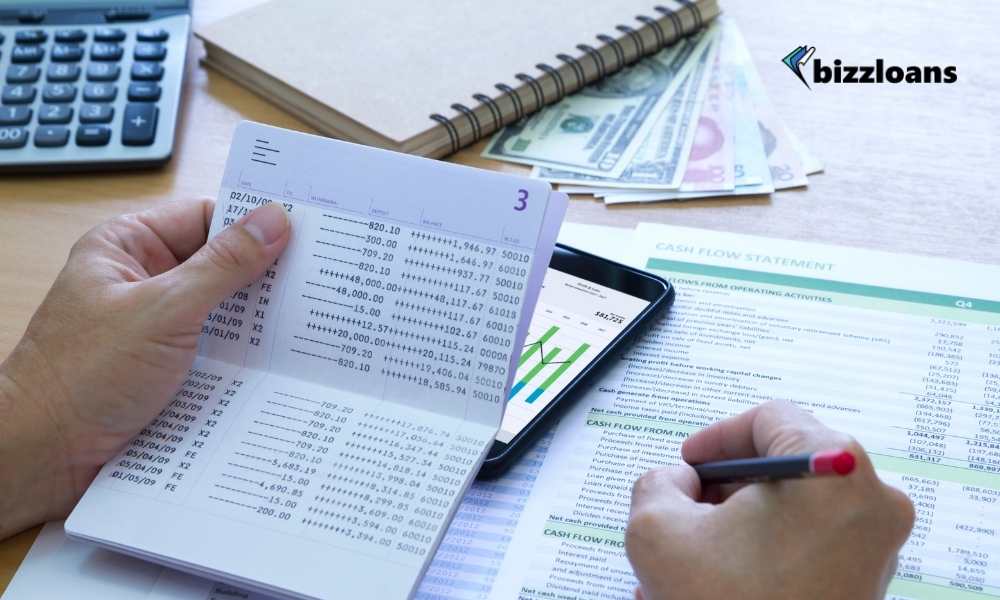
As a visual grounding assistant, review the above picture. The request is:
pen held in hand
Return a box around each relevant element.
[692,450,856,485]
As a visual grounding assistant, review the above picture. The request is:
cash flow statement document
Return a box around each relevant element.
[64,121,568,599]
[489,223,1000,600]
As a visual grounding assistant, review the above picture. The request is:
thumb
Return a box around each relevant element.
[630,465,703,522]
[162,202,290,318]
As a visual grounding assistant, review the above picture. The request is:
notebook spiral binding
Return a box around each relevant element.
[596,34,628,72]
[428,0,708,155]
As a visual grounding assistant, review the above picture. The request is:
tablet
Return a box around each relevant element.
[479,243,673,477]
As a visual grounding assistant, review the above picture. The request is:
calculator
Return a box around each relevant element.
[0,1,190,171]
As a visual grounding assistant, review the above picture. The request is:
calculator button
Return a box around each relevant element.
[55,29,87,43]
[86,63,120,82]
[0,127,29,149]
[38,104,73,124]
[12,45,45,63]
[79,103,114,124]
[42,83,77,103]
[128,82,161,102]
[1,84,36,105]
[14,29,47,44]
[47,64,81,82]
[134,43,167,62]
[76,125,111,146]
[35,126,70,148]
[91,43,124,61]
[122,103,158,146]
[83,83,117,102]
[51,44,85,62]
[6,65,40,84]
[94,28,126,42]
[137,28,169,42]
[130,62,164,81]
[0,106,32,126]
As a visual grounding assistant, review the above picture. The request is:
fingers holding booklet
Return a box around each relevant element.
[64,122,568,599]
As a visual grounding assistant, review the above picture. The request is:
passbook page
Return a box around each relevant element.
[490,223,1000,600]
[6,223,621,600]
[65,122,566,600]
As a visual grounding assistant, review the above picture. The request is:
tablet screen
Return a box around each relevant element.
[497,267,650,443]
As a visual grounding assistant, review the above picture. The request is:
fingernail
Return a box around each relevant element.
[242,203,289,245]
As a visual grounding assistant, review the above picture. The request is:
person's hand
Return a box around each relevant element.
[625,400,915,600]
[0,199,290,538]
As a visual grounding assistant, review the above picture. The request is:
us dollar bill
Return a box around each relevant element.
[601,21,802,204]
[482,27,712,179]
[531,25,720,188]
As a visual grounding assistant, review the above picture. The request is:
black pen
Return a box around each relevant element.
[693,450,856,485]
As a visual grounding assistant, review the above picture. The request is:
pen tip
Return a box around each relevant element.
[832,451,855,475]
[811,450,856,476]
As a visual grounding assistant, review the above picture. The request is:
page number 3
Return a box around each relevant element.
[514,189,528,212]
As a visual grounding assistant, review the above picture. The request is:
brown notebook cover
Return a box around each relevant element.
[196,0,720,157]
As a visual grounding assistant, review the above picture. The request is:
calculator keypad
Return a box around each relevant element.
[51,44,85,62]
[93,28,126,42]
[122,103,157,146]
[42,83,77,103]
[54,29,87,44]
[0,127,28,148]
[136,28,168,42]
[0,15,186,166]
[90,43,123,61]
[76,124,111,146]
[34,125,69,147]
[14,29,46,45]
[79,103,113,123]
[6,65,39,83]
[0,105,31,125]
[131,62,162,81]
[2,84,35,104]
[12,45,44,63]
[83,82,116,102]
[86,63,119,82]
[127,82,160,102]
[133,43,166,61]
[47,63,80,82]
[38,104,71,124]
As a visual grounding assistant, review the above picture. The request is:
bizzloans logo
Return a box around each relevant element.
[782,45,957,89]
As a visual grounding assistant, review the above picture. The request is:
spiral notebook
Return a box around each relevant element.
[196,0,720,158]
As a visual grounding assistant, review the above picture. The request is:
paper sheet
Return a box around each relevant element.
[489,223,1000,600]
[26,220,997,600]
[0,521,163,599]
[3,431,556,600]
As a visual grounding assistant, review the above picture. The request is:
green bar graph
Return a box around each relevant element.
[525,342,590,404]
[518,325,560,367]
[510,347,561,398]
[538,343,589,390]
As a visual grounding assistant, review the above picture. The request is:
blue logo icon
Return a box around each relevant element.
[782,45,816,89]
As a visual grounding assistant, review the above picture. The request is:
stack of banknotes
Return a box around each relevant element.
[482,17,822,204]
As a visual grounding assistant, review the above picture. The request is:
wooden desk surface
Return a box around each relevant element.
[1,0,996,591]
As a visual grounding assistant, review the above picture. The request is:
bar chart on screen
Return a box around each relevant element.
[496,268,650,444]
[512,322,593,404]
